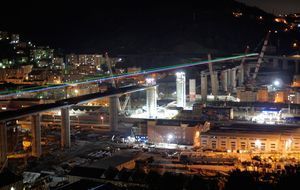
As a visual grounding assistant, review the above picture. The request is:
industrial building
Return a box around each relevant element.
[147,120,200,145]
[200,123,300,153]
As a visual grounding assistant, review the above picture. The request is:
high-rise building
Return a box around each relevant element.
[66,54,104,68]
[10,34,19,44]
[78,54,103,66]
[66,54,79,67]
[31,46,54,65]
[0,31,9,41]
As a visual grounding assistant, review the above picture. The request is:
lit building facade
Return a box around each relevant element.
[200,124,300,153]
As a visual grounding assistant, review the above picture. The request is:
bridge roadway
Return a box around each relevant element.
[0,85,153,122]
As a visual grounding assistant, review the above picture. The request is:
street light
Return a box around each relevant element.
[285,138,292,151]
[167,134,173,145]
[100,115,104,125]
[255,139,261,150]
[273,80,281,87]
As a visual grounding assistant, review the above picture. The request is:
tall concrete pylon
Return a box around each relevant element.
[227,69,232,92]
[31,114,41,157]
[146,78,157,118]
[0,122,7,169]
[221,70,228,92]
[238,65,244,87]
[201,71,207,102]
[231,68,237,92]
[207,54,218,100]
[212,71,219,100]
[109,96,119,131]
[238,46,249,87]
[61,107,71,149]
[176,72,186,108]
[189,79,196,102]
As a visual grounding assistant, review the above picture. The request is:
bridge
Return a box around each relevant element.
[0,53,258,168]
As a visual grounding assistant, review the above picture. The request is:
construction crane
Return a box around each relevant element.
[244,31,271,88]
[252,31,271,81]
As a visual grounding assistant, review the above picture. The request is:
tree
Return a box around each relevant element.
[224,170,258,190]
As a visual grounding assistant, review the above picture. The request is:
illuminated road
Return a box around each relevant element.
[0,53,257,98]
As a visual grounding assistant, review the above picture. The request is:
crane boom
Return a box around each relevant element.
[252,31,271,80]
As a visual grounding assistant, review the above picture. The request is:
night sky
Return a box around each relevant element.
[0,0,298,53]
[238,0,300,14]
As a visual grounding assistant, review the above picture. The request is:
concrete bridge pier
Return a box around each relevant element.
[201,72,207,102]
[212,71,219,100]
[176,72,186,107]
[61,107,71,149]
[31,114,42,157]
[0,122,7,168]
[231,68,237,92]
[109,96,119,132]
[221,70,228,92]
[146,86,157,118]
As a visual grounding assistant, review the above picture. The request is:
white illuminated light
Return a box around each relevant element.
[273,80,280,87]
[255,139,261,149]
[74,89,79,94]
[285,138,292,151]
[176,72,185,77]
[145,77,155,85]
[167,134,173,141]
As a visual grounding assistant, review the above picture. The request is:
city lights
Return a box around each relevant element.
[1,2,300,188]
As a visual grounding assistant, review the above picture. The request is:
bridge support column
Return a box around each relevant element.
[61,108,71,149]
[109,96,119,132]
[227,69,231,92]
[189,79,196,102]
[231,68,237,92]
[221,70,228,92]
[31,114,42,157]
[238,65,244,87]
[0,122,7,168]
[212,72,219,100]
[176,72,186,107]
[201,72,207,102]
[147,86,157,118]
